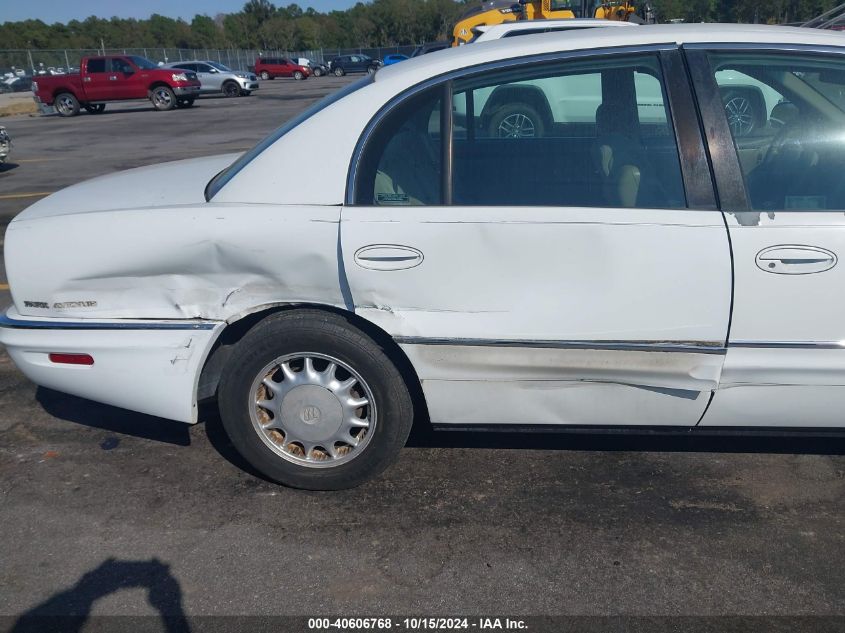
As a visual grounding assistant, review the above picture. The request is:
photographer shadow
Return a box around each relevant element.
[10,558,190,633]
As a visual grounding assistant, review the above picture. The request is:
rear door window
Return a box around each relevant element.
[451,54,685,207]
[353,53,686,209]
[86,59,106,73]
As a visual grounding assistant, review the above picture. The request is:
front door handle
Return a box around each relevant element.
[354,245,423,271]
[756,245,837,274]
[109,75,118,81]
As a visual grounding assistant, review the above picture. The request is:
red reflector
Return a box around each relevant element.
[49,353,94,366]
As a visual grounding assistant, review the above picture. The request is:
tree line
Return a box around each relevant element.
[1,0,842,52]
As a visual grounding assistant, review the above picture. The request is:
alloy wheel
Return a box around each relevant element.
[724,96,755,137]
[497,112,536,138]
[153,88,172,107]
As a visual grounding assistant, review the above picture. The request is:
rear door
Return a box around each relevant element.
[342,47,732,428]
[81,57,111,100]
[688,46,845,427]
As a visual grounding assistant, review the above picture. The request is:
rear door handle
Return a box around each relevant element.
[756,245,837,274]
[354,245,423,271]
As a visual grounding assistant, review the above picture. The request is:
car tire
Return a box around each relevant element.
[223,81,240,97]
[240,90,252,97]
[334,67,345,77]
[84,103,106,114]
[218,309,414,490]
[54,92,80,117]
[260,71,271,80]
[488,103,545,139]
[313,67,324,77]
[293,71,304,80]
[722,90,756,138]
[150,85,176,111]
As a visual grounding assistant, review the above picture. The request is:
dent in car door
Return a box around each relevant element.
[342,48,732,427]
[689,47,845,427]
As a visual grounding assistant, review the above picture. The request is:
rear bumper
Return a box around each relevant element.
[0,309,223,423]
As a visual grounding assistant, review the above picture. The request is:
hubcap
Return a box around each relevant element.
[249,353,376,468]
[725,96,754,137]
[58,96,74,113]
[154,89,171,106]
[498,113,536,138]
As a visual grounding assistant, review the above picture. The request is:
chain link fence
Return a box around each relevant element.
[1,45,422,77]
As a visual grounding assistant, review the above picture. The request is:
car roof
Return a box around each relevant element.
[376,23,845,84]
[476,18,637,37]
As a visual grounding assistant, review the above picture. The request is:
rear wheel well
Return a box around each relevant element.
[197,304,429,425]
[53,88,77,100]
[481,85,553,130]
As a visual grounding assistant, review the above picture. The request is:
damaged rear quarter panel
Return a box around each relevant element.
[6,204,345,321]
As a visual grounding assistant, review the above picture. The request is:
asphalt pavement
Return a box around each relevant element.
[0,74,843,630]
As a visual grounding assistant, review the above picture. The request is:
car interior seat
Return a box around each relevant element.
[591,103,643,207]
[373,106,440,205]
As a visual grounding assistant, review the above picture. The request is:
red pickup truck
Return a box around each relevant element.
[32,55,202,117]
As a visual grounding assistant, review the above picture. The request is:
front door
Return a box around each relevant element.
[689,47,845,427]
[109,57,144,99]
[342,48,732,427]
[194,63,220,93]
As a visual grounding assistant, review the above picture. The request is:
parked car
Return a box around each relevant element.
[1,75,33,93]
[382,54,409,66]
[7,25,845,490]
[328,54,381,76]
[254,57,311,80]
[31,55,201,116]
[470,18,636,43]
[163,60,258,97]
[297,58,329,77]
[411,41,451,57]
[0,126,10,163]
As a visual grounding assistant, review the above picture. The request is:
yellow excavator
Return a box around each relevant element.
[453,0,654,46]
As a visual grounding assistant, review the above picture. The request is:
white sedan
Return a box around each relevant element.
[4,24,845,489]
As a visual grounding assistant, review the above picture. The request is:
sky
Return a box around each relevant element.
[0,0,360,23]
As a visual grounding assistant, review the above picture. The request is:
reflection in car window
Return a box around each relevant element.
[709,52,845,211]
[355,55,685,209]
[127,56,158,70]
[451,54,684,207]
